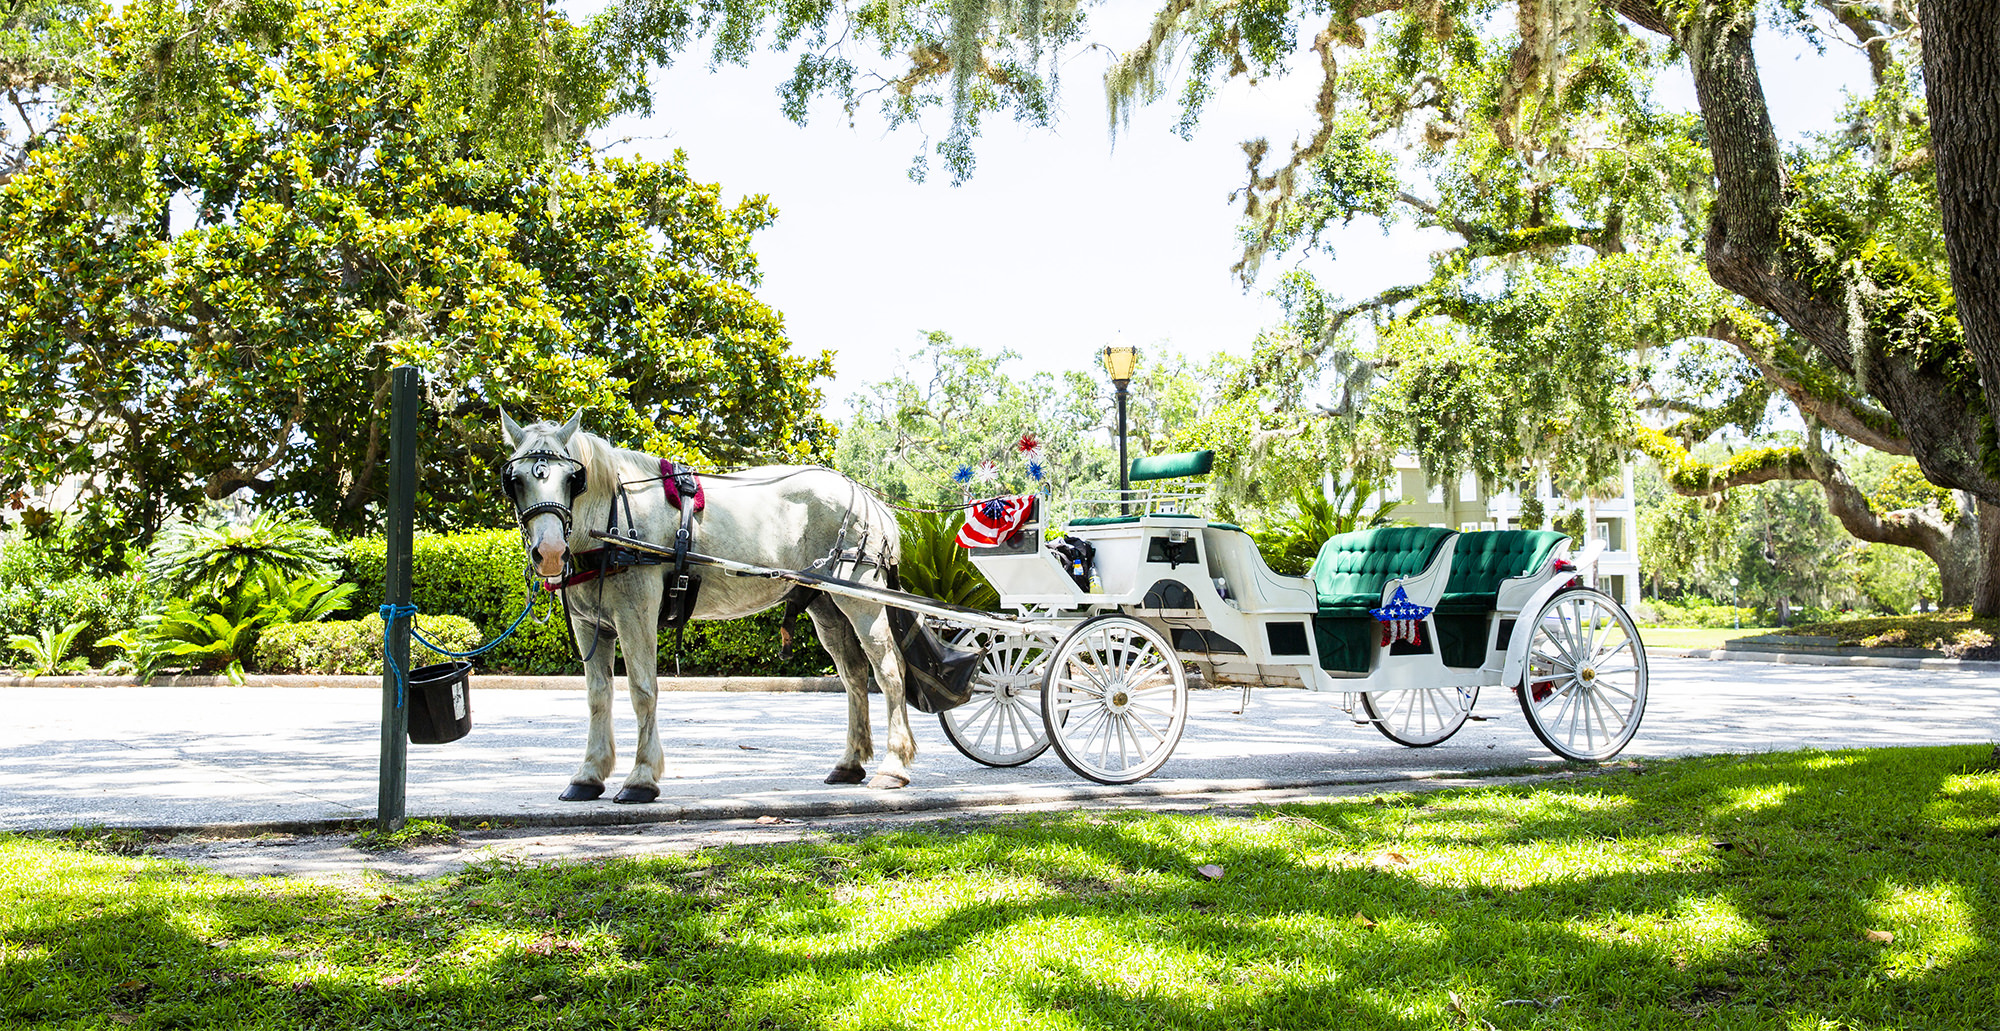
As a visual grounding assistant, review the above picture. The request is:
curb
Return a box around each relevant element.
[0,674,846,692]
[1650,646,2000,671]
[34,767,1557,839]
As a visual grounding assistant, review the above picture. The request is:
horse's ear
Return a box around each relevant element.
[556,409,582,444]
[500,407,526,448]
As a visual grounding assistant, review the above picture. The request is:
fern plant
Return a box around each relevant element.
[94,628,173,682]
[144,508,341,602]
[147,595,279,685]
[894,510,1001,610]
[106,571,357,684]
[1252,478,1405,576]
[247,569,357,623]
[7,619,90,677]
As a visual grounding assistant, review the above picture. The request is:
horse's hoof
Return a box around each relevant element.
[823,764,866,785]
[613,785,659,805]
[867,772,910,790]
[559,782,604,802]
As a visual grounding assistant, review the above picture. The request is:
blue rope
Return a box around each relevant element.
[379,589,538,709]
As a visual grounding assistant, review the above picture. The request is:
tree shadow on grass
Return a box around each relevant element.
[2,745,1996,1029]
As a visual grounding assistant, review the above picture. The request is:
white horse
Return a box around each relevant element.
[500,411,918,800]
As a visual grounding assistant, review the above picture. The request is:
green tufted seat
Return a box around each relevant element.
[1436,530,1568,613]
[1307,526,1454,672]
[1309,527,1455,615]
[1432,529,1566,669]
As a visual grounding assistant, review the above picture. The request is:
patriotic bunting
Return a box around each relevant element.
[956,495,1035,548]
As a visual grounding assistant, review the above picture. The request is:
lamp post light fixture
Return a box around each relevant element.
[1103,339,1137,514]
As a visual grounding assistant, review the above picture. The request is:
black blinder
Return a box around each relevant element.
[501,450,587,524]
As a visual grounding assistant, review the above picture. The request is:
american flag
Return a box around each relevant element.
[955,495,1035,548]
[1370,586,1435,647]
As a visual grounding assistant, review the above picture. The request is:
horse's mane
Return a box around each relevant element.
[566,430,657,496]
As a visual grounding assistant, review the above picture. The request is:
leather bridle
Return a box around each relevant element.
[501,449,588,537]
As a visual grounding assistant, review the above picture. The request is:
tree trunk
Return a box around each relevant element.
[1921,0,2000,467]
[1976,499,2000,617]
[1933,503,1980,610]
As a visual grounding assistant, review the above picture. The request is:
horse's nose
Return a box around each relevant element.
[532,536,566,578]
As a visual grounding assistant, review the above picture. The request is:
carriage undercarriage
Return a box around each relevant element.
[592,458,1648,785]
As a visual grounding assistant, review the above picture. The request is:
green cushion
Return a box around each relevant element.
[1436,530,1567,613]
[1307,527,1454,607]
[1129,450,1215,482]
[1317,594,1382,618]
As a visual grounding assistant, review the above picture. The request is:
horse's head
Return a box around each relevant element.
[500,408,587,579]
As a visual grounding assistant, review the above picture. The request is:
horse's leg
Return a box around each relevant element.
[611,601,664,805]
[805,594,873,785]
[828,596,915,789]
[561,618,614,801]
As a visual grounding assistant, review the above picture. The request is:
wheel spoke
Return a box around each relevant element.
[1128,704,1167,741]
[1530,646,1576,672]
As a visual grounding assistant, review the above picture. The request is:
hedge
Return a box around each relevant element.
[337,530,834,676]
[0,574,145,666]
[256,613,484,675]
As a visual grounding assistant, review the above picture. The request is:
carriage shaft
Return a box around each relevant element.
[587,530,1069,636]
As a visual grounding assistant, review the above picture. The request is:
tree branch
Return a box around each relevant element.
[1799,424,1954,554]
[1708,312,1910,454]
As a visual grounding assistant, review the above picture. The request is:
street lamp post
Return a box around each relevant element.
[1730,575,1740,629]
[1102,340,1137,515]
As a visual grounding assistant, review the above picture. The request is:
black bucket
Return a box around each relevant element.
[407,660,474,744]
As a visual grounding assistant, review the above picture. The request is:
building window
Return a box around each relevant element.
[1459,471,1478,502]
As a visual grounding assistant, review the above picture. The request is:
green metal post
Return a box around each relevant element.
[377,366,420,832]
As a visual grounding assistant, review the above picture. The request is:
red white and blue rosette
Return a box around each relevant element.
[1369,586,1434,647]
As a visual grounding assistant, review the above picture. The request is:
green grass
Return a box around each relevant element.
[1635,626,1776,650]
[350,818,461,853]
[6,746,2000,1029]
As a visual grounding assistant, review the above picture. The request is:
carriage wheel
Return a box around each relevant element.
[1040,615,1188,784]
[1515,588,1648,761]
[1360,684,1477,748]
[938,629,1053,767]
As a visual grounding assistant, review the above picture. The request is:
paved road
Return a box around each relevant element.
[3,656,1997,834]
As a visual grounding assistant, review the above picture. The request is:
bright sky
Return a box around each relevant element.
[607,16,1868,415]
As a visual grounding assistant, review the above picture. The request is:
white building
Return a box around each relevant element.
[1362,457,1641,604]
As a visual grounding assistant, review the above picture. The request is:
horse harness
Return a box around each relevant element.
[503,452,706,632]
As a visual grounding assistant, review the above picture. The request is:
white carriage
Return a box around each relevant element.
[598,450,1648,785]
[938,450,1649,783]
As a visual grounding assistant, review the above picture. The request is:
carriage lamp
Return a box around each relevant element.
[1103,340,1137,513]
